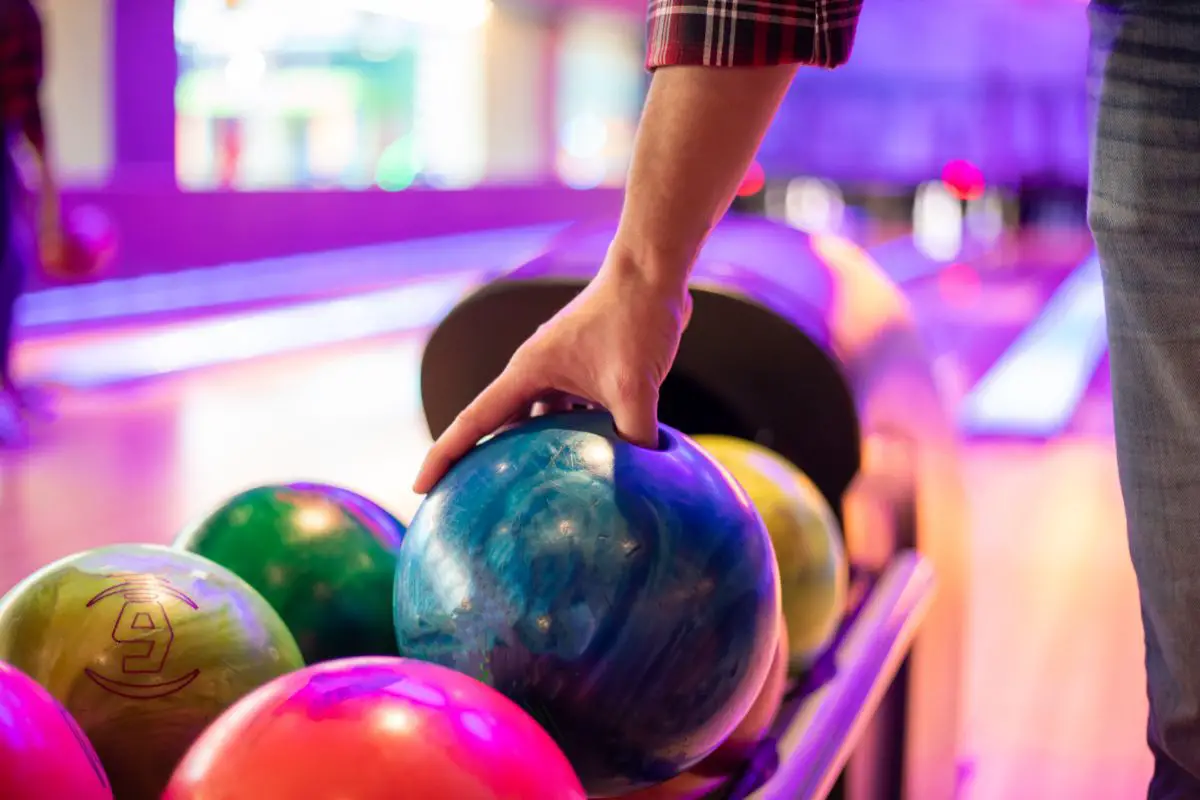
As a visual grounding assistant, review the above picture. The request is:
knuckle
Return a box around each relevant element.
[507,343,544,376]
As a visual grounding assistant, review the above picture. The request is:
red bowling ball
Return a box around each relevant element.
[163,656,586,800]
[0,661,113,800]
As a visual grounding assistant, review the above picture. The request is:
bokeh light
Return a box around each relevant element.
[941,159,986,202]
[737,161,766,198]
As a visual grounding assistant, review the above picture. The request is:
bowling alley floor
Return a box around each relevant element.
[0,226,1149,800]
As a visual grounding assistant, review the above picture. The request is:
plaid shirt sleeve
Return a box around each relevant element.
[647,0,864,70]
[0,0,46,153]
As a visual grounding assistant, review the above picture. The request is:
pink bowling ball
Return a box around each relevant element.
[0,661,113,800]
[48,204,118,282]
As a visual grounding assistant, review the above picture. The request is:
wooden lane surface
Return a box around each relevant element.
[959,437,1150,800]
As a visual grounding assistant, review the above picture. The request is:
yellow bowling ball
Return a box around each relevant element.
[694,435,849,671]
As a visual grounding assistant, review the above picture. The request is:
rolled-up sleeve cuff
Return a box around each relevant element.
[646,0,864,70]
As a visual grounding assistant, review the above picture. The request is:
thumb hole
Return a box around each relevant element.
[609,396,661,450]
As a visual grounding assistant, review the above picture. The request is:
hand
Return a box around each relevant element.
[412,248,693,494]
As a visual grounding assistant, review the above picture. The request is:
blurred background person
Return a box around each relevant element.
[0,0,60,445]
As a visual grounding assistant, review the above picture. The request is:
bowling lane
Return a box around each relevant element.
[958,438,1148,800]
[0,331,434,598]
[944,241,1143,798]
[904,232,1096,412]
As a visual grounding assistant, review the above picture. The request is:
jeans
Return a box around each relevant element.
[0,143,22,385]
[1089,4,1200,796]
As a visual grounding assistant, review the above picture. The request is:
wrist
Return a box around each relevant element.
[605,231,696,295]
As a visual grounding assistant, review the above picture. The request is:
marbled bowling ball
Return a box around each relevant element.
[394,411,781,796]
[176,482,407,664]
[0,661,113,800]
[0,545,305,800]
[623,618,790,800]
[163,657,586,800]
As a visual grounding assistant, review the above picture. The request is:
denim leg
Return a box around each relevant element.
[0,240,25,386]
[0,144,22,386]
[1089,5,1200,797]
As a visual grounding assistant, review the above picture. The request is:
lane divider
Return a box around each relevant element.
[957,254,1106,437]
[31,272,484,388]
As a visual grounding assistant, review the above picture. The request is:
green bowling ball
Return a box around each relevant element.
[175,483,407,665]
[0,544,304,800]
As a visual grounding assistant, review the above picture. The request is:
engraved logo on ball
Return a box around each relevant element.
[83,573,201,699]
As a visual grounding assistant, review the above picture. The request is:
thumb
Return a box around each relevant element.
[608,382,661,449]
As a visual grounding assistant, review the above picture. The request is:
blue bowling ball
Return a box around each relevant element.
[394,411,781,796]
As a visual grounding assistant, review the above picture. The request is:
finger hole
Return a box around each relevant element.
[609,418,671,452]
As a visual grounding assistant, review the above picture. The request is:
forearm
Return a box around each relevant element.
[22,108,57,202]
[22,98,51,171]
[22,100,46,159]
[18,107,60,238]
[610,65,797,287]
